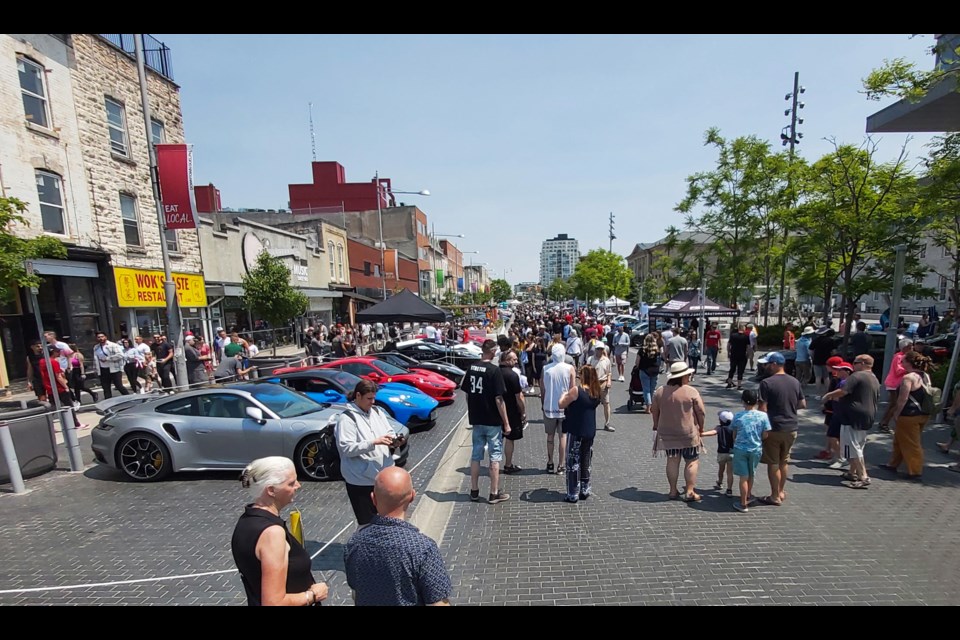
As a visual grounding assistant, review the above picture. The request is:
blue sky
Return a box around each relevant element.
[156,34,937,284]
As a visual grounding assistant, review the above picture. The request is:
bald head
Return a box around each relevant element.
[372,466,415,517]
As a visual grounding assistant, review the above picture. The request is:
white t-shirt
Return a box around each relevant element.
[542,361,574,419]
[247,344,260,357]
[424,325,437,340]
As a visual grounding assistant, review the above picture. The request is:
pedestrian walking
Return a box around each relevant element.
[651,361,707,502]
[462,339,512,504]
[823,355,880,489]
[731,389,771,512]
[714,410,735,497]
[634,334,660,413]
[499,350,527,475]
[94,331,129,399]
[881,352,934,481]
[559,363,603,503]
[725,324,750,390]
[757,352,806,506]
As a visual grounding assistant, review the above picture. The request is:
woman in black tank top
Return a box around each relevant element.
[231,457,328,606]
[559,364,602,503]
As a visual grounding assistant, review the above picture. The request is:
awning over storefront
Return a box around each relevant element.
[30,258,100,278]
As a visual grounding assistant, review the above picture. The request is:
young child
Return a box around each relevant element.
[714,410,735,496]
[826,361,853,469]
[143,352,157,392]
[731,389,771,513]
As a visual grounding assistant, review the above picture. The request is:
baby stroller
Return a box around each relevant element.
[626,365,646,411]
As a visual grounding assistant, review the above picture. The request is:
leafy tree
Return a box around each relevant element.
[489,278,512,303]
[545,277,573,302]
[0,196,66,302]
[570,249,633,303]
[440,290,457,307]
[241,252,308,343]
[677,129,783,311]
[862,35,960,102]
[922,133,960,307]
[794,138,927,344]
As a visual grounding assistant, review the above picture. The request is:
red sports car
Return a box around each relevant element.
[318,357,457,403]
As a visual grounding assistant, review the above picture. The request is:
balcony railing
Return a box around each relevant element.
[98,34,174,81]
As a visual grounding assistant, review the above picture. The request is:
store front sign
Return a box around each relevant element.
[114,267,207,308]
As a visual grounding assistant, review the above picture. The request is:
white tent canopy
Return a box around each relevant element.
[604,296,630,307]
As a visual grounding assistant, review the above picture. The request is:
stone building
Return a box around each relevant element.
[0,33,200,382]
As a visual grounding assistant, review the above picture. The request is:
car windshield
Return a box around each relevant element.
[333,370,361,389]
[250,384,324,418]
[371,359,408,376]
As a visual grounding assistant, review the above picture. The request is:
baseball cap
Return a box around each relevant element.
[831,361,854,372]
[718,410,734,426]
[757,351,785,365]
[826,355,844,367]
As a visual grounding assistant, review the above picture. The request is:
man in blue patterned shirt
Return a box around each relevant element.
[344,467,452,606]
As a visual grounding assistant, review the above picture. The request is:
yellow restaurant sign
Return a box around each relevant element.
[114,267,207,308]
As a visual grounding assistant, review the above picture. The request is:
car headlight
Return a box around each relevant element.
[95,421,114,431]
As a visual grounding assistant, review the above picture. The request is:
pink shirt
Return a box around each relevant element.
[883,351,906,390]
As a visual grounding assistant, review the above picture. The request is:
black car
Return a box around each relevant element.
[916,333,955,364]
[373,350,466,385]
[393,339,481,370]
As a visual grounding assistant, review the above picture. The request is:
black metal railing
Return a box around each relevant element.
[98,34,174,81]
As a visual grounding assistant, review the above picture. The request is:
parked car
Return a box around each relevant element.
[629,319,673,347]
[91,382,409,483]
[916,333,955,363]
[394,339,481,370]
[317,356,458,403]
[266,368,439,429]
[372,350,466,385]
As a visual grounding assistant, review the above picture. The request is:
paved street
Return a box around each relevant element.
[2,354,959,605]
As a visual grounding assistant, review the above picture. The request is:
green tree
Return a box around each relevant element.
[862,36,960,102]
[0,196,67,302]
[440,290,457,307]
[923,133,960,307]
[241,251,308,348]
[677,129,784,311]
[489,278,512,303]
[570,249,633,303]
[546,278,574,302]
[794,138,926,344]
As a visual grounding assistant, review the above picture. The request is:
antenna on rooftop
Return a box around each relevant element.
[309,102,317,162]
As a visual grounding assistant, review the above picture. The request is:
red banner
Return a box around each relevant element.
[156,143,198,230]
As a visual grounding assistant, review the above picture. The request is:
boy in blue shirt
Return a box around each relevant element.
[714,410,735,496]
[731,389,772,513]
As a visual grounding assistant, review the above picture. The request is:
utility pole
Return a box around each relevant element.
[608,212,616,253]
[882,245,907,382]
[134,35,188,390]
[778,72,805,326]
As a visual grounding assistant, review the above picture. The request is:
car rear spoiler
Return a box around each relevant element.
[94,391,166,417]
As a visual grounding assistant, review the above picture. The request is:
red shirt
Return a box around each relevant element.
[783,330,796,350]
[39,359,67,394]
[705,329,722,349]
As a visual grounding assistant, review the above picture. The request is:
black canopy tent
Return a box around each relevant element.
[355,288,452,324]
[648,289,739,319]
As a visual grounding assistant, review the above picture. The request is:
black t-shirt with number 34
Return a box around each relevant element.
[461,361,506,427]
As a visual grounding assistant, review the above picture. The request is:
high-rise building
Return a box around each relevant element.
[539,234,579,287]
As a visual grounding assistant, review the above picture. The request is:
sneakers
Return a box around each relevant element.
[469,489,480,502]
[72,401,81,410]
[733,502,750,513]
[828,459,849,470]
[546,462,555,474]
[603,425,616,432]
[618,375,625,382]
[725,381,735,389]
[488,492,511,504]
[563,495,579,503]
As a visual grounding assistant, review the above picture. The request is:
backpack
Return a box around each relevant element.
[909,374,938,416]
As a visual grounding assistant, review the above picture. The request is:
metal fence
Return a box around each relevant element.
[98,34,174,81]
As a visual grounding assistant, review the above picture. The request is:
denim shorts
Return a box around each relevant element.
[732,448,762,477]
[471,425,504,463]
[665,447,700,461]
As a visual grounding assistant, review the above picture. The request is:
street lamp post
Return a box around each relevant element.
[374,172,429,300]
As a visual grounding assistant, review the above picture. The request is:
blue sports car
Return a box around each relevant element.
[267,369,439,429]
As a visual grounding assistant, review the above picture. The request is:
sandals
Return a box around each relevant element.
[758,496,782,506]
[714,481,723,490]
[546,462,555,474]
[725,488,733,497]
[557,466,566,474]
[681,493,702,503]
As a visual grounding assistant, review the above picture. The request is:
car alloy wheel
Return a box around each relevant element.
[117,433,172,482]
[295,431,341,481]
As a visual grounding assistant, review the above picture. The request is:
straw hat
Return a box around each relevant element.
[666,361,695,380]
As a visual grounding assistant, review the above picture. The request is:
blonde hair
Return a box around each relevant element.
[240,456,294,502]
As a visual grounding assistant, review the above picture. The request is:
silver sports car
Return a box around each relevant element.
[91,382,410,482]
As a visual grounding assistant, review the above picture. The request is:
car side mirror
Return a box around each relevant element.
[245,406,266,424]
[323,389,339,399]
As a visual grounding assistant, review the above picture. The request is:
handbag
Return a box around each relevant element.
[288,509,304,546]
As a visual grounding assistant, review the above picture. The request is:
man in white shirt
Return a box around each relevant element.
[424,323,438,342]
[614,325,631,381]
[541,344,575,474]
